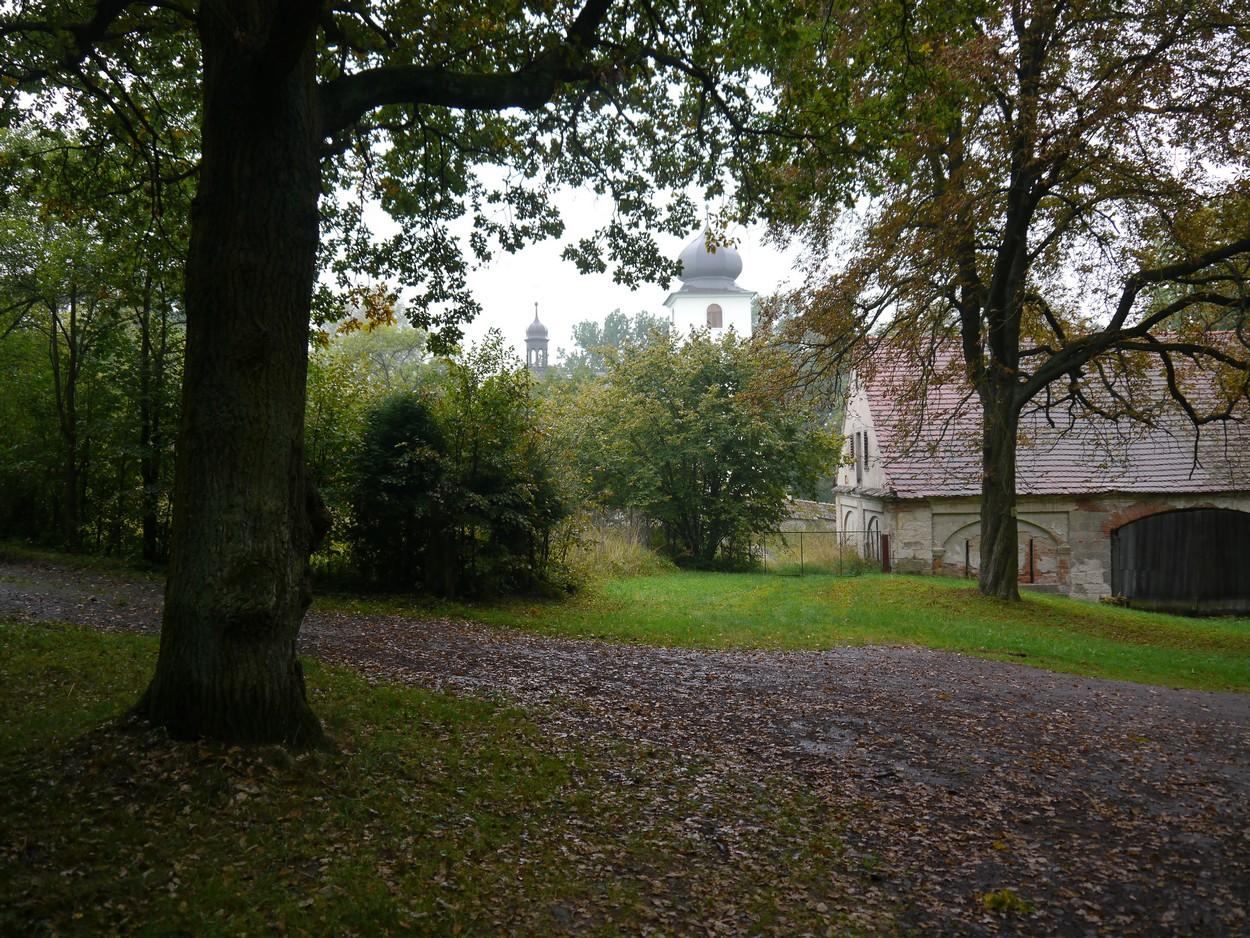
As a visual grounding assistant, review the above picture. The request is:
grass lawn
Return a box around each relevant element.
[321,572,1250,693]
[0,620,890,936]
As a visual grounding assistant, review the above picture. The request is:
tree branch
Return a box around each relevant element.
[1108,232,1250,332]
[0,0,155,82]
[1019,289,1249,401]
[318,0,613,136]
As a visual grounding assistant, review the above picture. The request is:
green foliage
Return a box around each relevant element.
[351,395,448,588]
[979,888,1035,916]
[557,308,671,377]
[306,324,432,572]
[349,331,572,597]
[0,129,186,558]
[571,331,838,567]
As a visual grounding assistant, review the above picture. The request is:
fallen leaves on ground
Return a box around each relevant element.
[2,558,1248,935]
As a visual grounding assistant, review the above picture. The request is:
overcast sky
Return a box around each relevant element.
[452,187,805,360]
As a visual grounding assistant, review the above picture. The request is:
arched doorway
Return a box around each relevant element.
[865,515,880,561]
[1111,508,1250,614]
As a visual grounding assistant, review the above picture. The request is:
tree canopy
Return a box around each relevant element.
[744,0,1250,598]
[557,307,671,376]
[572,330,838,565]
[1,0,776,742]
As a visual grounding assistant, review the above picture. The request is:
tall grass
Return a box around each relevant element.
[758,530,878,576]
[563,520,674,582]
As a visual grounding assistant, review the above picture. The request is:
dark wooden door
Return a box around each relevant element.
[1111,508,1250,614]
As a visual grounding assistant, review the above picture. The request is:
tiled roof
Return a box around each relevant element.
[862,344,1250,499]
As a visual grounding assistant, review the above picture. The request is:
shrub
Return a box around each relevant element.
[349,332,572,597]
[571,331,838,567]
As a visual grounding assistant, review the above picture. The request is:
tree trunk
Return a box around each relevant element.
[978,377,1021,600]
[138,272,163,563]
[50,289,83,552]
[137,12,325,745]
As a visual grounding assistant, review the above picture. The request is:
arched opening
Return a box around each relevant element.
[865,515,880,561]
[937,518,1063,585]
[706,303,723,328]
[1111,508,1250,614]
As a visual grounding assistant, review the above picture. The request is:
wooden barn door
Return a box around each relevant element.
[1111,508,1250,614]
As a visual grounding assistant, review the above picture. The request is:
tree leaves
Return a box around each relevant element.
[570,330,838,565]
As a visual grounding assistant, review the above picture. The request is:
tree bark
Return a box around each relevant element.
[978,374,1021,600]
[138,272,163,563]
[136,8,325,745]
[49,289,83,552]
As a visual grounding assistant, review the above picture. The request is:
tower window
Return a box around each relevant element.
[706,303,723,328]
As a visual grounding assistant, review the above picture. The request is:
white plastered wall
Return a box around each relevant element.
[665,291,753,338]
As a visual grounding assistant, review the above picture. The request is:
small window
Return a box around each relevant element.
[706,303,723,328]
[855,431,863,485]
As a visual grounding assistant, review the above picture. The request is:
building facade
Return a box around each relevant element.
[836,353,1250,612]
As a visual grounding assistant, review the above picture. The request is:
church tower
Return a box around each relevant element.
[525,304,549,373]
[663,230,755,337]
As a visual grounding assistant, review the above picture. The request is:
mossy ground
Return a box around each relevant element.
[320,571,1250,692]
[0,621,892,936]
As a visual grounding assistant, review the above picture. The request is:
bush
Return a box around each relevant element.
[561,515,675,583]
[348,332,572,597]
[570,331,839,567]
[350,395,447,590]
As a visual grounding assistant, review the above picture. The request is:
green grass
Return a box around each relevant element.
[319,572,1250,692]
[0,620,893,936]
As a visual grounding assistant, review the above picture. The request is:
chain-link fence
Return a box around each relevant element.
[755,529,888,576]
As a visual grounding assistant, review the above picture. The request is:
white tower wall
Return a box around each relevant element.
[667,291,753,337]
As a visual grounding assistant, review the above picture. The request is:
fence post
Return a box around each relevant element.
[881,534,891,573]
[799,531,804,577]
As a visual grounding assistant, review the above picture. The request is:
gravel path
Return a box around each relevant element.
[3,557,1248,935]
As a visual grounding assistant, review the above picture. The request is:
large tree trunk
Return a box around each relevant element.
[978,377,1021,600]
[137,11,325,745]
[137,272,163,563]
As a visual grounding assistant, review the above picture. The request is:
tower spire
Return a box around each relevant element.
[525,301,549,373]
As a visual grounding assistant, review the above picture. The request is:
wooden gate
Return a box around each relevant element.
[1110,508,1250,614]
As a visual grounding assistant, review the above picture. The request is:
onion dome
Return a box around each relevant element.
[676,229,744,289]
[526,314,548,339]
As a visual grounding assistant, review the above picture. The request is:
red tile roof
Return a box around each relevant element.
[861,344,1250,499]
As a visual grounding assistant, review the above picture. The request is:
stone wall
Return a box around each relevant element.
[781,498,839,532]
[879,492,1250,601]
